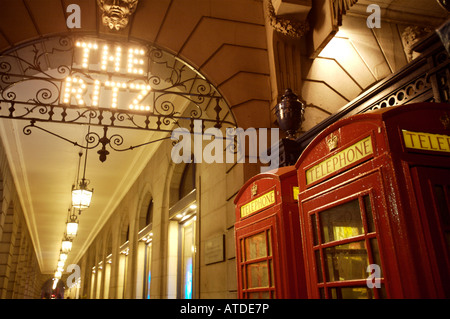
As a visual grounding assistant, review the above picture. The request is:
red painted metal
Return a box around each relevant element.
[296,102,450,299]
[234,166,307,299]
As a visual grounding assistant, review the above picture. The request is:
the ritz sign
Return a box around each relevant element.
[62,39,153,112]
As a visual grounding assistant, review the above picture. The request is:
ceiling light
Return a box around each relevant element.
[59,252,68,262]
[72,181,93,209]
[61,236,73,254]
[72,150,93,210]
[66,212,79,238]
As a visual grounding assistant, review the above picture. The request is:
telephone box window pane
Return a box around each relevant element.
[311,215,319,246]
[378,285,387,299]
[320,199,364,243]
[330,287,374,299]
[260,291,270,299]
[363,195,375,233]
[247,261,269,288]
[267,229,272,257]
[248,291,270,299]
[269,260,274,287]
[248,292,258,299]
[315,250,323,283]
[319,288,325,299]
[245,232,267,261]
[369,238,383,277]
[324,241,369,282]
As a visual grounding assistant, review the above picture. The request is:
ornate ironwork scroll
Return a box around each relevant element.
[0,35,237,162]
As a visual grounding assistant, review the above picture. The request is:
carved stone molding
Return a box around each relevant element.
[97,0,139,31]
[401,26,433,61]
[267,0,310,38]
[331,0,358,26]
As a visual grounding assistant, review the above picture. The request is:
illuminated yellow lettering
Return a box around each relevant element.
[402,130,450,153]
[305,136,373,185]
[240,190,276,218]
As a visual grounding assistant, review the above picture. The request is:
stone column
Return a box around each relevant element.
[0,204,14,298]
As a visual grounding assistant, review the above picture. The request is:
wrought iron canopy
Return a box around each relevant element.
[0,35,236,162]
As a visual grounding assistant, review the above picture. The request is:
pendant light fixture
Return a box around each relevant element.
[66,212,79,238]
[72,124,94,210]
[61,235,73,254]
[59,251,68,262]
[72,150,93,210]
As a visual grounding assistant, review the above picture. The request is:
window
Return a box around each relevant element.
[138,198,153,299]
[179,163,195,200]
[168,163,198,299]
[143,242,152,299]
[180,217,196,299]
[310,194,385,299]
[239,228,275,299]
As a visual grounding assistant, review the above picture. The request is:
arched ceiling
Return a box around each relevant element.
[0,0,270,274]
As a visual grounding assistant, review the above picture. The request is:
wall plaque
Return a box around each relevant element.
[204,234,225,265]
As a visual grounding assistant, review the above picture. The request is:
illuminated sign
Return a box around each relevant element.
[402,130,450,153]
[306,136,373,185]
[240,190,276,218]
[62,39,152,111]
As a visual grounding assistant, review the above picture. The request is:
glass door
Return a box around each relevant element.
[180,216,196,299]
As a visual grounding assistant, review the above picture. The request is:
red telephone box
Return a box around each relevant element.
[295,102,450,299]
[234,166,307,299]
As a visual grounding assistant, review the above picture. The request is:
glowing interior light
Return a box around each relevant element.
[66,221,78,238]
[54,271,62,280]
[72,187,93,209]
[61,239,72,253]
[57,260,65,268]
[59,253,68,261]
[184,259,193,299]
